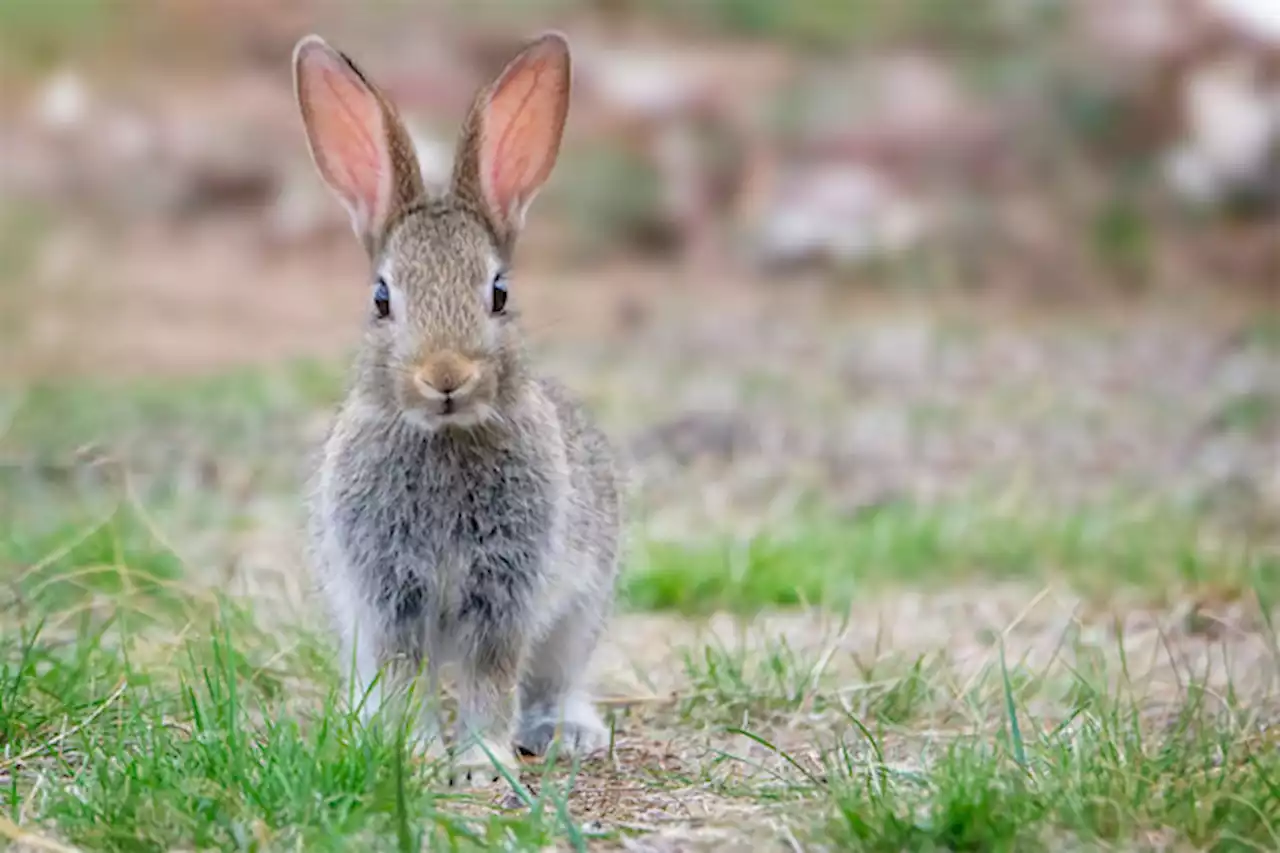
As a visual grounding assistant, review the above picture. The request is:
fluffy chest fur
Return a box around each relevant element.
[321,411,560,635]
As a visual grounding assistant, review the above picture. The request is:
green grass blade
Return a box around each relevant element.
[999,643,1028,771]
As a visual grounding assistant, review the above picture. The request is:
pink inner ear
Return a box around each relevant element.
[299,48,388,226]
[480,48,569,220]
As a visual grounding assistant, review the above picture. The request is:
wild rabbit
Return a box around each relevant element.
[293,31,622,786]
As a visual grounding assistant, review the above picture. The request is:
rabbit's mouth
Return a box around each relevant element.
[397,390,501,433]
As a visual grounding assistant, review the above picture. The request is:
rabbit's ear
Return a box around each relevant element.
[294,35,424,253]
[452,32,571,246]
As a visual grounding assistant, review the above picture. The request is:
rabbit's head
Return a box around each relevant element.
[293,32,571,430]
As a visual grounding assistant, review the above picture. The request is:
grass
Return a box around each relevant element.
[0,0,117,74]
[677,635,957,735]
[691,637,1280,851]
[3,569,1275,851]
[1,358,343,463]
[0,613,610,852]
[678,635,823,724]
[5,460,1272,620]
[0,504,187,618]
[810,684,1280,851]
[1244,316,1280,352]
[626,501,1277,613]
[641,0,1044,51]
[2,483,1268,849]
[1210,391,1280,436]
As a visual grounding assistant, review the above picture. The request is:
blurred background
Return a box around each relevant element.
[3,3,1280,846]
[0,0,1277,615]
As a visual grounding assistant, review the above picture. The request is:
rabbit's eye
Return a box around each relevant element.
[489,273,509,315]
[373,278,391,320]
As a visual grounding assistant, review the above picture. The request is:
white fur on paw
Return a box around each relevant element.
[449,740,518,788]
[515,714,608,758]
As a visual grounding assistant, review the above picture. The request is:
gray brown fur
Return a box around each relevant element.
[295,32,622,783]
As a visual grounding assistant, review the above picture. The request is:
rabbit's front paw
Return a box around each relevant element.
[448,739,519,788]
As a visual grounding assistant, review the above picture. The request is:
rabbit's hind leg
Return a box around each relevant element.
[514,605,609,759]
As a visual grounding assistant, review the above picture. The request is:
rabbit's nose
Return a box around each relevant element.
[414,354,479,399]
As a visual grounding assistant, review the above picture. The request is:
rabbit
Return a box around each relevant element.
[292,31,622,786]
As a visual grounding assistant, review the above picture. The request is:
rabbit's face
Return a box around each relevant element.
[294,32,571,430]
[370,204,519,431]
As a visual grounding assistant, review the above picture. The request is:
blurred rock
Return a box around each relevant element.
[1162,54,1280,210]
[786,52,1002,175]
[1210,0,1280,44]
[32,68,90,132]
[265,157,341,247]
[739,52,995,271]
[751,163,930,269]
[1076,0,1280,213]
[7,70,295,226]
[1077,0,1195,67]
[566,39,793,266]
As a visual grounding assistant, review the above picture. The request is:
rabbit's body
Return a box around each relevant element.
[292,32,620,784]
[311,372,620,752]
